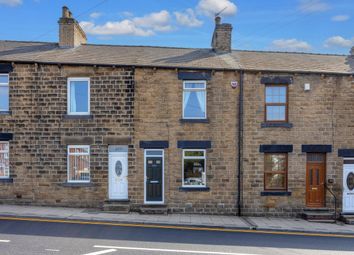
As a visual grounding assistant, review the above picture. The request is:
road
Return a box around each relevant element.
[0,218,353,255]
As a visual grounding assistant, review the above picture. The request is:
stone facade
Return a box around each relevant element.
[134,68,240,214]
[0,64,134,207]
[242,72,354,216]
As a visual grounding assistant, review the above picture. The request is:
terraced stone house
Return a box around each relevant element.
[0,7,354,218]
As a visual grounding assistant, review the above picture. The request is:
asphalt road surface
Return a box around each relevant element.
[0,218,353,255]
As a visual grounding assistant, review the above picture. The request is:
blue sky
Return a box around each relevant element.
[0,0,353,54]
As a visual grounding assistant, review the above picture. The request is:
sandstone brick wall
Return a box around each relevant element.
[242,72,354,216]
[134,68,239,214]
[0,64,134,207]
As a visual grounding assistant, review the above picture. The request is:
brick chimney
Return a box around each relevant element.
[211,16,232,53]
[58,6,87,48]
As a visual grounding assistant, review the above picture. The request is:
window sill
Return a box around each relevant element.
[0,111,11,115]
[261,122,293,128]
[261,191,292,196]
[60,182,95,187]
[0,178,13,183]
[63,114,93,120]
[179,187,210,192]
[180,119,209,124]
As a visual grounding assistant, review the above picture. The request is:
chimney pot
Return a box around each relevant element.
[62,6,70,18]
[215,16,221,25]
[58,6,87,48]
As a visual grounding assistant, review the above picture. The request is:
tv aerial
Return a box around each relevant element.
[215,7,227,17]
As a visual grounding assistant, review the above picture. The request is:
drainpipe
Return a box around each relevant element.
[237,70,244,216]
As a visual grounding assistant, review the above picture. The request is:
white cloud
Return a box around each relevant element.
[197,0,237,17]
[174,8,203,27]
[271,39,312,52]
[80,10,173,37]
[331,15,350,22]
[80,20,154,36]
[90,12,102,19]
[324,36,353,48]
[133,10,173,32]
[298,0,330,13]
[0,0,22,6]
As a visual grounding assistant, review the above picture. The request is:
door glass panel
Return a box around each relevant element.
[316,169,320,185]
[115,160,122,177]
[307,153,325,162]
[347,172,354,191]
[109,145,128,153]
[309,168,313,185]
[146,150,163,156]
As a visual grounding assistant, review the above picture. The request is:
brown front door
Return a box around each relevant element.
[306,153,326,207]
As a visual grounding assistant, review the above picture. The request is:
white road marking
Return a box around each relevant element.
[0,240,10,243]
[83,248,117,255]
[94,245,261,255]
[45,249,60,252]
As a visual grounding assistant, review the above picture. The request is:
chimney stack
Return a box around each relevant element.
[351,46,354,55]
[211,16,232,53]
[58,6,87,48]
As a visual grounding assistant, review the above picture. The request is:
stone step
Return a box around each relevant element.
[301,208,335,223]
[140,205,168,215]
[103,200,130,213]
[340,214,354,225]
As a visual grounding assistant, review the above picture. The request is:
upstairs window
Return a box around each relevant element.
[67,78,90,115]
[0,142,9,178]
[183,150,206,187]
[0,74,9,111]
[183,81,206,119]
[265,85,288,122]
[264,153,287,191]
[67,145,90,182]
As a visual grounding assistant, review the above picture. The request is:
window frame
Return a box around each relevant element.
[67,145,90,183]
[0,74,9,112]
[182,149,206,188]
[264,84,288,123]
[182,80,207,120]
[67,77,90,115]
[0,141,9,179]
[264,153,288,191]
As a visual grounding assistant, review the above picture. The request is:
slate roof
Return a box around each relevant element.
[0,40,353,74]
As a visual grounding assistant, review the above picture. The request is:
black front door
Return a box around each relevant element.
[146,156,163,202]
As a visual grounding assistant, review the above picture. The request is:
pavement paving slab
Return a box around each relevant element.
[0,204,354,235]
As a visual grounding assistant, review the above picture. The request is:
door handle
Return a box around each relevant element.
[150,181,159,184]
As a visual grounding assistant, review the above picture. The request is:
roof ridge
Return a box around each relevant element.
[233,49,348,57]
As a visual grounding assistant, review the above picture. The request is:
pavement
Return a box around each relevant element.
[0,204,354,236]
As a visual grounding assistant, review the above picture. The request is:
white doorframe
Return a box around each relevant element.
[108,150,128,200]
[144,149,164,204]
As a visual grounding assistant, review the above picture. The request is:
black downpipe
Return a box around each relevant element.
[237,70,244,216]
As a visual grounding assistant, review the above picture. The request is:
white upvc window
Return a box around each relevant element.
[67,77,90,115]
[182,149,206,187]
[0,142,9,179]
[67,145,90,183]
[0,74,9,111]
[182,81,207,119]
